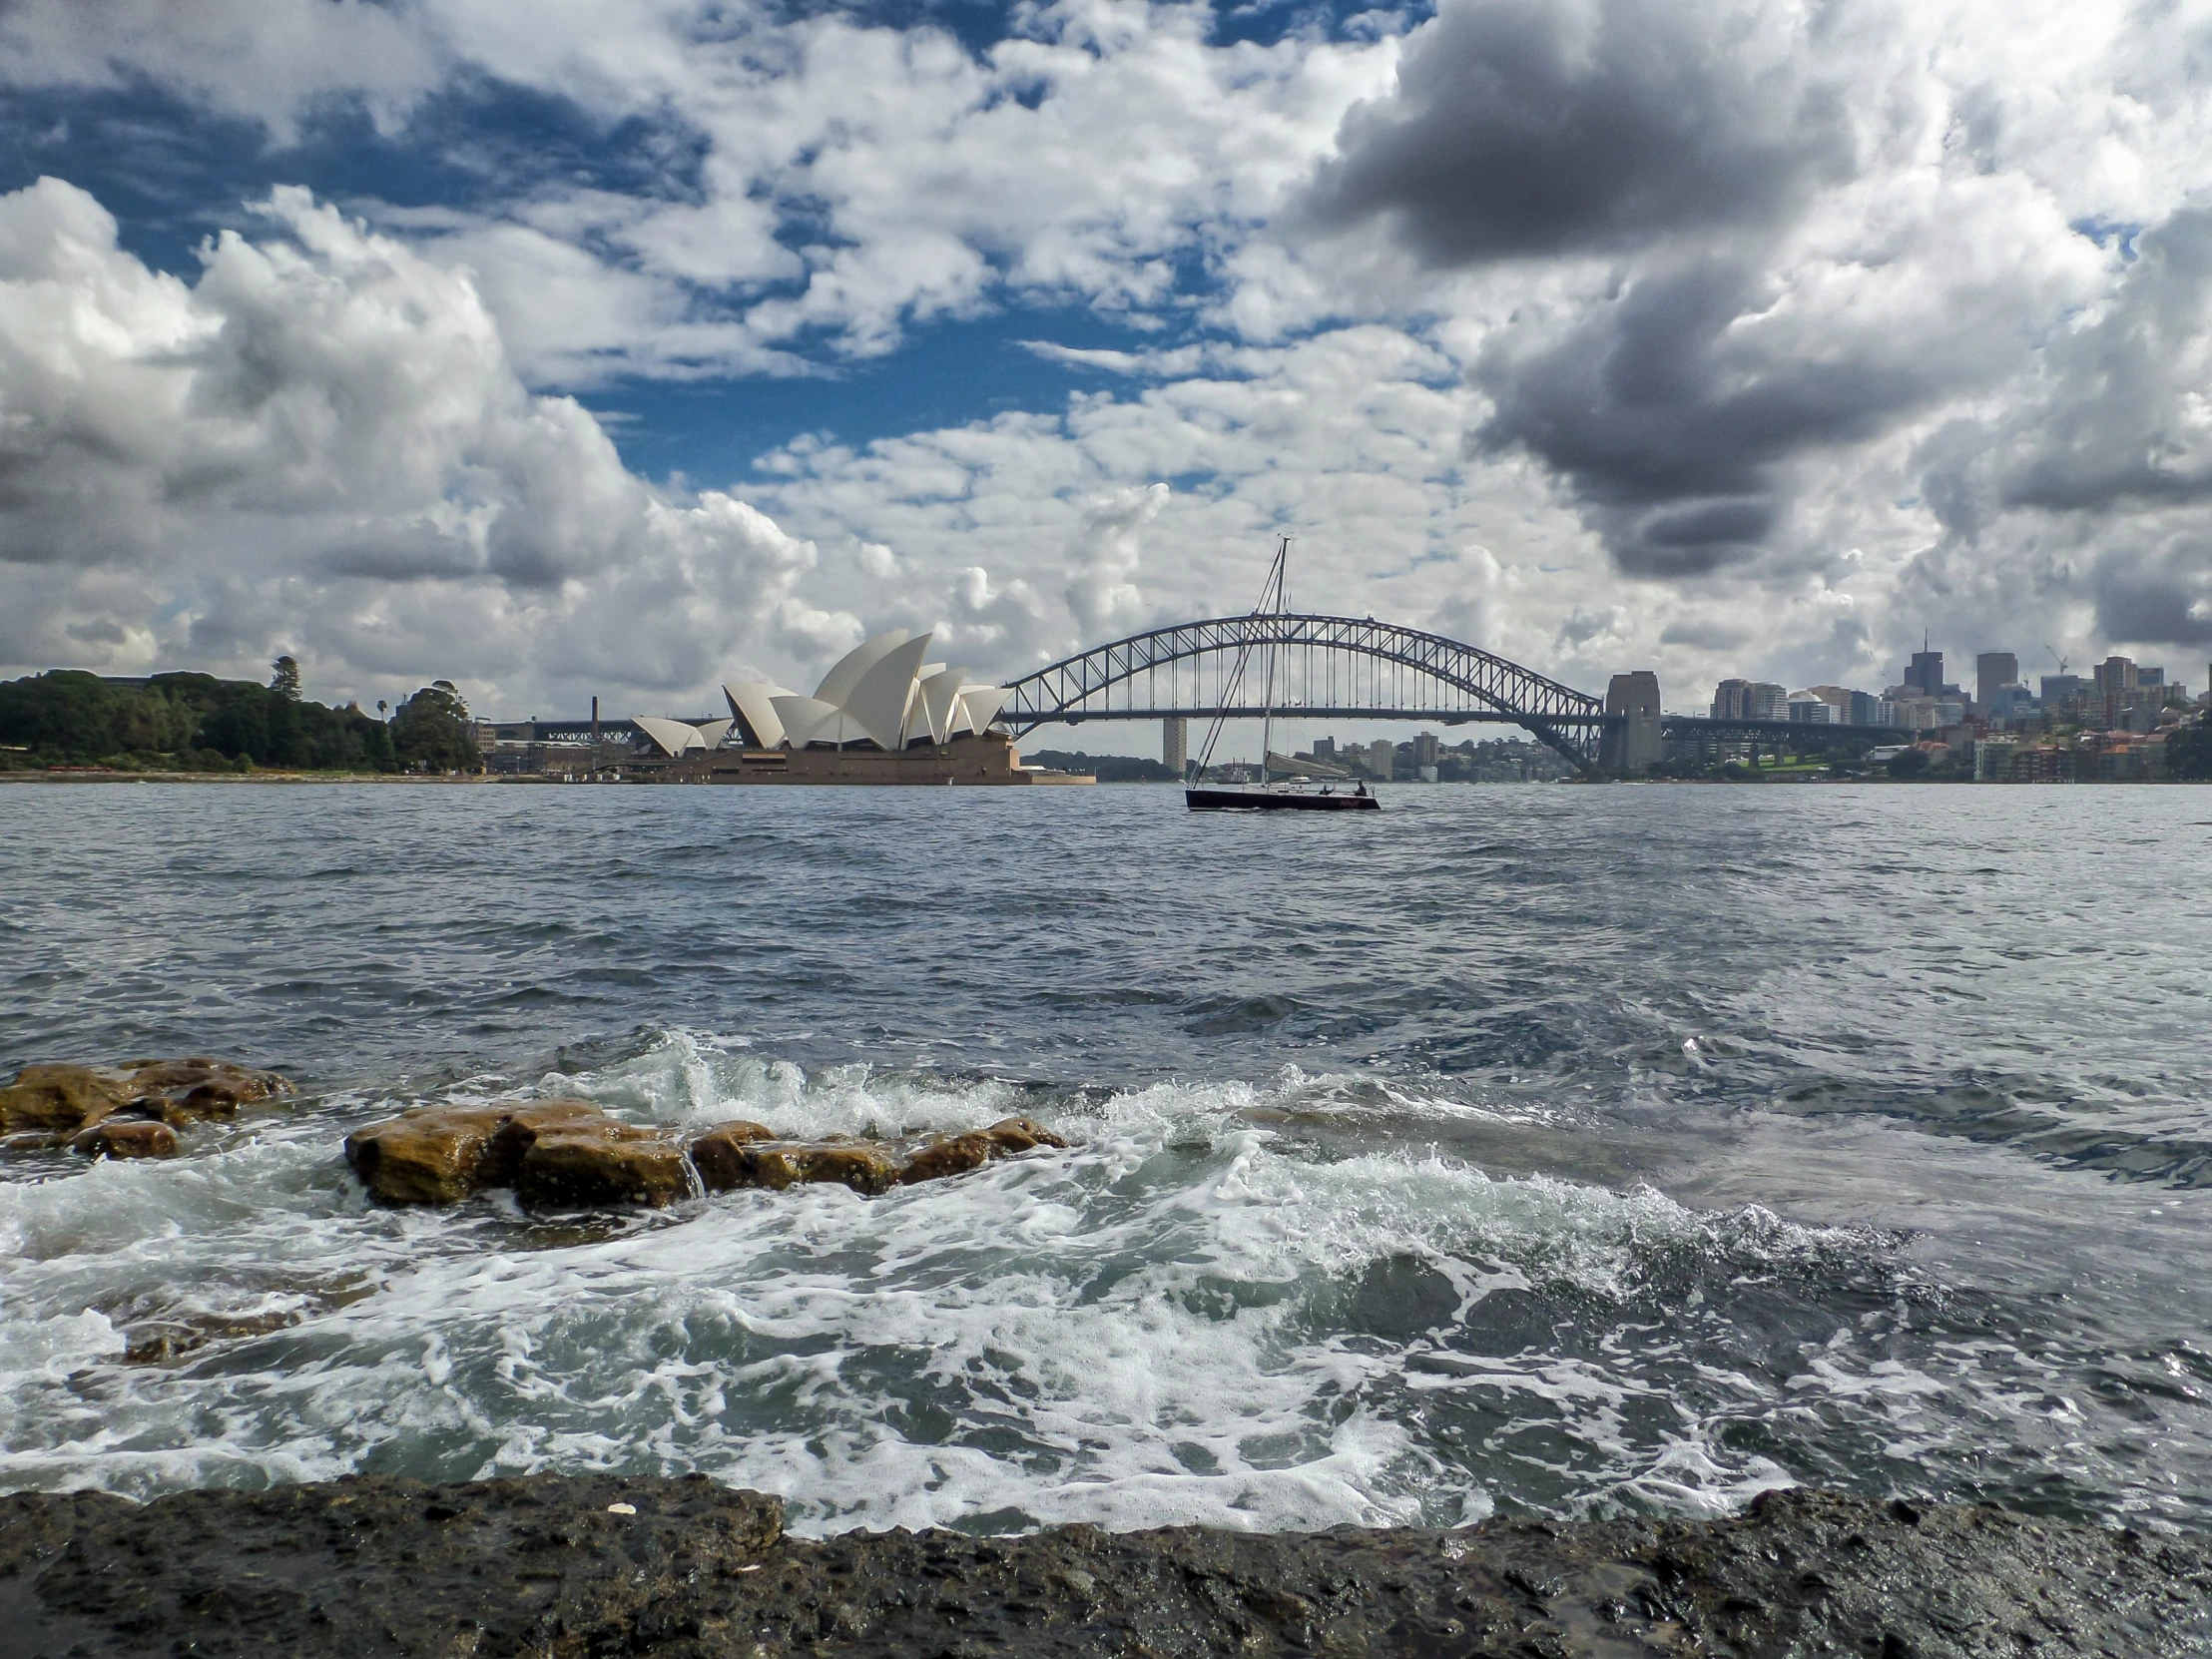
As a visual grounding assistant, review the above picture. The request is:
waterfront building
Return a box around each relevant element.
[1411,733,1440,768]
[1163,718,1188,775]
[1367,739,1396,781]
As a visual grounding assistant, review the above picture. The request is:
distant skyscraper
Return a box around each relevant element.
[1747,682,1789,722]
[1411,732,1439,768]
[1367,739,1395,781]
[1908,648,1943,697]
[1711,679,1751,720]
[2041,674,2083,705]
[1975,652,2017,711]
[1162,717,1187,774]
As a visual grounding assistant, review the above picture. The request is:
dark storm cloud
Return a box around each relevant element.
[1471,255,1947,577]
[1299,0,1855,265]
[2090,531,2212,648]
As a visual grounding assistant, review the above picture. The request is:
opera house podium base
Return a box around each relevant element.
[648,733,1092,787]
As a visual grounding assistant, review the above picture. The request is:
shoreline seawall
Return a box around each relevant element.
[4,1474,2205,1657]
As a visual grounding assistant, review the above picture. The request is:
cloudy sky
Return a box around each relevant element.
[4,0,2211,722]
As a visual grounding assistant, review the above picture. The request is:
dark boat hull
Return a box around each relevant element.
[1185,787,1381,812]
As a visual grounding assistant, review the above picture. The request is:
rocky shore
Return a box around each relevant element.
[2,1474,2205,1658]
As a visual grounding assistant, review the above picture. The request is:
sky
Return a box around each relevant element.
[4,0,2212,727]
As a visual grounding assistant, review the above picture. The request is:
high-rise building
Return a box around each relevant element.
[1311,737,1336,762]
[1366,739,1396,781]
[1908,649,1944,697]
[1712,679,1788,721]
[1975,652,2018,712]
[1411,732,1439,768]
[2138,666,2165,688]
[1849,690,1884,727]
[2094,656,2138,732]
[1162,717,1188,775]
[2094,656,2137,695]
[2041,673,2086,711]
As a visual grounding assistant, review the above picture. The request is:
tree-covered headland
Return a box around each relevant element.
[0,660,480,774]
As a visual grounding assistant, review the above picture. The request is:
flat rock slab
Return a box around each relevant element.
[2,1477,2205,1657]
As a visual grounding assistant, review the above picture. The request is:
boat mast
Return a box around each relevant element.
[1259,534,1288,787]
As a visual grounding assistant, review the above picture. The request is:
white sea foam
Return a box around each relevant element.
[0,1032,1943,1531]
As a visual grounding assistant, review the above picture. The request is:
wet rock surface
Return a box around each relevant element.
[0,1476,2203,1658]
[345,1101,1069,1210]
[0,1057,290,1156]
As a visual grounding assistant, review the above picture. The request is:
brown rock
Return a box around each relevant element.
[794,1143,903,1196]
[0,1063,132,1136]
[343,1099,604,1205]
[684,1120,779,1191]
[514,1123,693,1209]
[980,1115,1071,1153]
[897,1132,994,1185]
[898,1115,1069,1186]
[123,1058,290,1119]
[479,1100,619,1186]
[70,1118,180,1159]
[695,1137,902,1197]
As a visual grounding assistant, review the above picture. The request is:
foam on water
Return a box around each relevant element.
[0,1029,2000,1534]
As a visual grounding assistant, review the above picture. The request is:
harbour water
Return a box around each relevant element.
[2,783,2208,1536]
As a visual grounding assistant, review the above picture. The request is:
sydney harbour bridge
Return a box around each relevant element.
[993,612,1887,779]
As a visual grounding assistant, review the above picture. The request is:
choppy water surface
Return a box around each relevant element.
[2,782,2208,1536]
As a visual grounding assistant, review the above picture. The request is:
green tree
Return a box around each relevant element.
[389,681,481,772]
[1887,749,1931,780]
[2167,720,2212,780]
[269,656,301,700]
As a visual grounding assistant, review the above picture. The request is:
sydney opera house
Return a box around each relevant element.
[628,630,1083,786]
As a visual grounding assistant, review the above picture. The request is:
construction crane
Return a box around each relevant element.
[2044,643,2069,676]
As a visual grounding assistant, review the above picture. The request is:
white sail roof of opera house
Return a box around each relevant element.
[632,629,1011,756]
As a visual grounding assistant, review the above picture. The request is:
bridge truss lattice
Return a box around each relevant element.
[998,614,1606,774]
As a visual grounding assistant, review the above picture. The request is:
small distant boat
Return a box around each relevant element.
[1187,535,1381,814]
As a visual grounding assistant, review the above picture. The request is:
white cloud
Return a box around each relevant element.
[0,178,822,711]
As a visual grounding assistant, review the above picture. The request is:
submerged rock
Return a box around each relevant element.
[694,1133,904,1197]
[0,1057,290,1156]
[0,1476,2202,1658]
[68,1119,178,1160]
[899,1116,1067,1184]
[346,1102,1071,1210]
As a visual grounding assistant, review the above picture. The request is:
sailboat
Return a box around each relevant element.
[1185,537,1382,813]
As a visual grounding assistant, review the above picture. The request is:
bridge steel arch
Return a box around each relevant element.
[998,613,1606,776]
